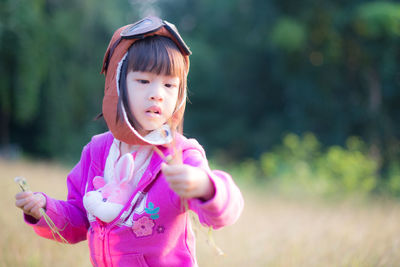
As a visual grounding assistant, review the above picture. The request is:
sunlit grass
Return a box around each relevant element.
[1,159,90,267]
[2,159,400,266]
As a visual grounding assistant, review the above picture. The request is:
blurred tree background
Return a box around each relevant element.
[1,0,400,196]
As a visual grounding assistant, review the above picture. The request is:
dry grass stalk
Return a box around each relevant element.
[4,159,400,266]
[14,176,69,244]
[152,127,224,256]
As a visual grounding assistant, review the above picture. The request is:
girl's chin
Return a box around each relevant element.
[131,117,168,137]
[138,124,164,136]
[137,129,151,137]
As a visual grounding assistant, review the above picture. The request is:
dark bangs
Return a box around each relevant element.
[127,35,187,78]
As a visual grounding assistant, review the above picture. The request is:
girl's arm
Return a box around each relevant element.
[164,141,244,229]
[22,143,92,244]
[186,152,244,229]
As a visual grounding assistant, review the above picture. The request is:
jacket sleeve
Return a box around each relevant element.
[183,143,244,230]
[24,143,92,244]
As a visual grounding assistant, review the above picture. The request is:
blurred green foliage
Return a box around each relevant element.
[260,133,379,196]
[0,0,136,160]
[355,2,400,38]
[1,0,400,195]
[270,17,307,52]
[225,132,399,197]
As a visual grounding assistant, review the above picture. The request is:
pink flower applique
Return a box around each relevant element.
[156,225,165,234]
[132,216,155,237]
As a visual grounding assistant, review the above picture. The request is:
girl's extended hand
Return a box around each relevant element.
[15,191,46,220]
[161,163,215,201]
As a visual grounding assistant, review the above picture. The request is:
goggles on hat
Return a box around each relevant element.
[121,17,191,55]
[104,16,191,71]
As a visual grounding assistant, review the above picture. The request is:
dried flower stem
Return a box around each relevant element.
[14,176,69,244]
[152,127,224,256]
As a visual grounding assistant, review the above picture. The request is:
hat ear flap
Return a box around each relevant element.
[101,46,111,74]
[101,25,130,74]
[102,39,123,74]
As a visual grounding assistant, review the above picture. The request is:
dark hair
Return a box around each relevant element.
[117,35,188,132]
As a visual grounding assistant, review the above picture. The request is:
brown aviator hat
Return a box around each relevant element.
[101,16,191,145]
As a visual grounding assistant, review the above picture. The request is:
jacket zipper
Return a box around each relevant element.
[97,223,108,267]
[95,152,164,267]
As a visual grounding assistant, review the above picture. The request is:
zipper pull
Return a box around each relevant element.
[99,227,105,240]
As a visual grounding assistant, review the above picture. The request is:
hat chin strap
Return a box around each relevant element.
[116,53,185,145]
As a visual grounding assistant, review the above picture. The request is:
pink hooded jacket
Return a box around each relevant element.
[25,131,244,267]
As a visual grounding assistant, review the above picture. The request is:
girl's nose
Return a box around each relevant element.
[150,95,163,101]
[149,84,163,101]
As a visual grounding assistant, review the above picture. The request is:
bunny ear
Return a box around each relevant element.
[114,153,135,182]
[93,176,106,189]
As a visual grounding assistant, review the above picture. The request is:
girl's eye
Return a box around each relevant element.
[137,79,149,84]
[165,83,176,88]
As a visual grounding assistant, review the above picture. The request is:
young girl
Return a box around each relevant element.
[15,16,243,267]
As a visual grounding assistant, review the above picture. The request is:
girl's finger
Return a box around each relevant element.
[30,205,42,219]
[15,194,34,208]
[170,183,191,196]
[23,194,44,214]
[161,163,176,175]
[15,191,33,200]
[161,163,187,176]
[164,173,184,185]
[23,199,38,214]
[15,199,27,208]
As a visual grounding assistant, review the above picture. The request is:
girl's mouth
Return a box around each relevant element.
[146,106,162,116]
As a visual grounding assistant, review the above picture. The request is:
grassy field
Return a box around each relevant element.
[1,158,400,267]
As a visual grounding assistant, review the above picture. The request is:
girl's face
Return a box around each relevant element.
[126,71,180,136]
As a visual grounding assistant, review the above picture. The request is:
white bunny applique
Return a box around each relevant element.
[83,139,153,223]
[83,152,136,223]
